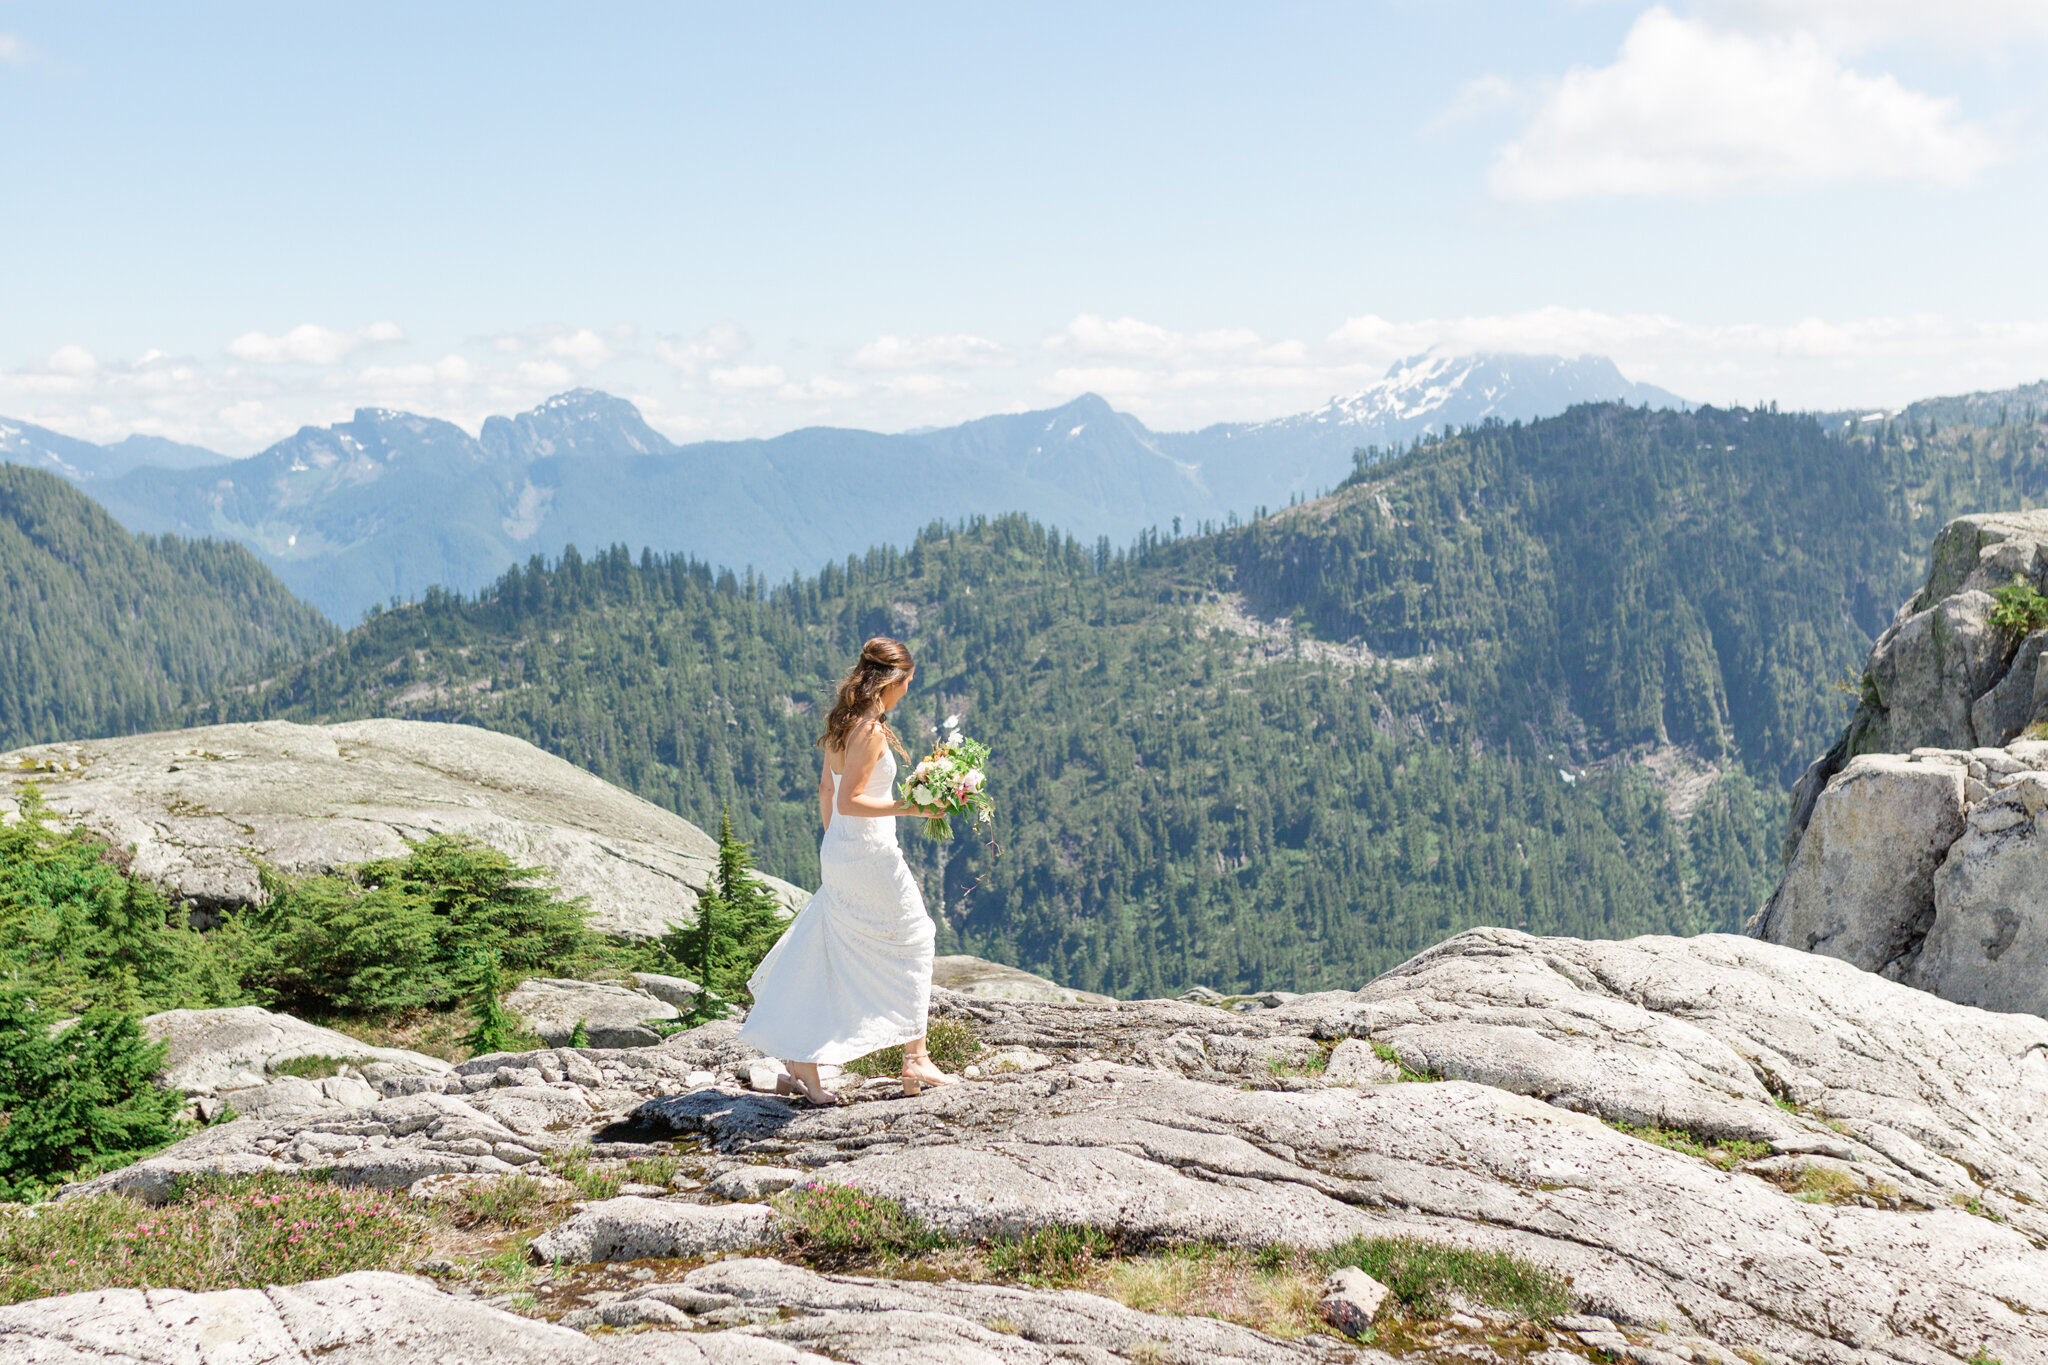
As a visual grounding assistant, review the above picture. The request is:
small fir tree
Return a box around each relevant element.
[661,809,788,1025]
[460,949,521,1057]
[0,990,190,1201]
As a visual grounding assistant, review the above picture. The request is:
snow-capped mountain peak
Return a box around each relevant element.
[1282,352,1685,440]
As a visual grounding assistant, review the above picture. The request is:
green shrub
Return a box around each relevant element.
[773,1182,947,1260]
[0,1173,430,1302]
[843,1020,984,1078]
[1990,575,2048,636]
[1320,1236,1573,1320]
[223,835,589,1018]
[0,786,238,1016]
[0,993,190,1203]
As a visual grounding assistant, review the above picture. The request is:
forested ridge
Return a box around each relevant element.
[183,400,2048,996]
[0,465,332,753]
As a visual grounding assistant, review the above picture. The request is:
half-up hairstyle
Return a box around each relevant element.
[819,636,914,758]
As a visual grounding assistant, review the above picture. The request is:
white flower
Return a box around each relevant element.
[943,714,960,730]
[959,769,984,793]
[911,784,934,805]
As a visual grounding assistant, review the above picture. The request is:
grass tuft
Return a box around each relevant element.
[1322,1235,1573,1319]
[0,1173,429,1304]
[980,1224,1117,1283]
[843,1020,984,1079]
[454,1173,554,1228]
[541,1145,622,1200]
[269,1054,348,1080]
[1370,1040,1441,1083]
[1610,1122,1771,1170]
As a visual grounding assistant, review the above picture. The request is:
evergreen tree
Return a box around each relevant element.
[0,991,190,1201]
[460,949,521,1056]
[661,809,787,1022]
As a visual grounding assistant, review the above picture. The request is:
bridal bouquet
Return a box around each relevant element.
[901,715,993,841]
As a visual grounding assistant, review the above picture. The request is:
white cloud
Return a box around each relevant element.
[1490,7,2000,201]
[225,321,406,365]
[488,324,619,369]
[354,354,480,389]
[848,333,1010,370]
[708,363,788,392]
[0,32,36,66]
[657,323,749,376]
[1702,0,2048,48]
[1044,314,1306,364]
[880,373,965,396]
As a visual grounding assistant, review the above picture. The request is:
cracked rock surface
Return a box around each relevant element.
[29,930,2048,1365]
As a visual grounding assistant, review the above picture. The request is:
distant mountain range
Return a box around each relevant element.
[1,352,1683,620]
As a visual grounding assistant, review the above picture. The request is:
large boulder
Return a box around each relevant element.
[1748,754,1966,975]
[930,954,1112,1004]
[143,1005,451,1096]
[0,718,806,938]
[506,977,680,1048]
[1909,775,2048,1012]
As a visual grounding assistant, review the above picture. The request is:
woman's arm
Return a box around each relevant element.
[836,722,920,819]
[818,761,834,833]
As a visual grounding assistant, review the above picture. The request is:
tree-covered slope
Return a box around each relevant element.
[0,464,332,751]
[192,401,2048,996]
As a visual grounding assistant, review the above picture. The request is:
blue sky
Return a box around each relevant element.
[3,1,2046,452]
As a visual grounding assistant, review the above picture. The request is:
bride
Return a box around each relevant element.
[736,636,959,1105]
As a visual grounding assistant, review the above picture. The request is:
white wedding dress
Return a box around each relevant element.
[737,746,935,1064]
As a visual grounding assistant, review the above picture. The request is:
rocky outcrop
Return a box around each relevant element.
[505,977,680,1048]
[144,1004,451,1097]
[47,929,2048,1365]
[1758,509,2048,1016]
[930,953,1114,1004]
[0,718,805,938]
[1855,509,2048,755]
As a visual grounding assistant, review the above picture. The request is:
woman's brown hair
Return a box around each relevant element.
[819,636,913,758]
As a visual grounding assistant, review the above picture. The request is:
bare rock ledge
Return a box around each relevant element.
[0,718,807,938]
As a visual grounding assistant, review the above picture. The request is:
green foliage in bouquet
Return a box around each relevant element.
[659,809,788,1024]
[0,990,190,1202]
[900,724,994,841]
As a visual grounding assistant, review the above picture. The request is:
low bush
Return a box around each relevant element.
[225,835,590,1018]
[0,993,189,1202]
[980,1224,1116,1283]
[773,1182,949,1261]
[1990,575,2048,636]
[0,1173,431,1303]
